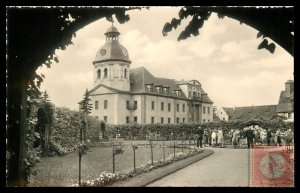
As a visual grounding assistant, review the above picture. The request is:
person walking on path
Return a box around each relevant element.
[266,128,272,145]
[211,129,217,147]
[245,127,254,149]
[196,126,204,150]
[217,128,224,148]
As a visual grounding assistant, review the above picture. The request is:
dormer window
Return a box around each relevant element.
[174,90,181,96]
[156,85,162,93]
[163,87,169,94]
[146,84,154,92]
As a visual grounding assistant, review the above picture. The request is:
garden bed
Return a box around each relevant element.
[28,144,196,187]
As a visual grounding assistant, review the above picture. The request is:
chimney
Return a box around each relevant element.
[285,80,294,96]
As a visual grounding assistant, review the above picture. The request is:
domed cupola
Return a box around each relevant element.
[93,25,131,64]
[92,24,131,91]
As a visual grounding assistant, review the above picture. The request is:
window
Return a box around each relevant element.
[97,69,101,79]
[151,117,155,124]
[168,103,171,111]
[134,101,137,109]
[223,118,225,121]
[104,116,107,122]
[208,119,210,122]
[124,69,128,78]
[161,117,164,124]
[146,84,153,92]
[208,107,210,114]
[193,91,196,97]
[288,113,292,118]
[126,116,130,124]
[182,118,185,123]
[203,119,205,123]
[104,68,108,78]
[151,101,155,110]
[134,116,137,123]
[177,104,180,112]
[182,104,185,112]
[104,100,108,109]
[161,102,164,111]
[203,106,206,114]
[176,117,180,124]
[95,101,99,110]
[168,118,171,124]
[126,101,130,109]
[95,116,98,119]
[156,86,161,93]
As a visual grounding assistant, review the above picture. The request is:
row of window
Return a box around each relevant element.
[95,100,210,114]
[96,68,128,79]
[95,100,107,110]
[145,84,182,96]
[96,116,209,124]
[203,106,210,114]
[151,101,185,112]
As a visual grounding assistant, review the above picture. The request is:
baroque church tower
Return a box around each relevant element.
[92,24,131,91]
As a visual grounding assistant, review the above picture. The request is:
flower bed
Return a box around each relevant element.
[76,149,203,187]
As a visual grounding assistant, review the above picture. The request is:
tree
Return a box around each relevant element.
[163,6,294,56]
[79,89,93,142]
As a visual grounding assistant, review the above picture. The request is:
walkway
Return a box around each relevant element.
[147,147,250,187]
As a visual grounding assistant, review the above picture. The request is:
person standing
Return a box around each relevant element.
[275,128,282,146]
[217,128,224,148]
[203,129,208,147]
[266,128,272,145]
[246,127,254,149]
[211,129,217,147]
[196,126,204,150]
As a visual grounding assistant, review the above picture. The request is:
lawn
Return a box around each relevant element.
[29,140,194,186]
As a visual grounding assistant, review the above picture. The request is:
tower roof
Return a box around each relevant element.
[93,25,131,64]
[285,79,294,84]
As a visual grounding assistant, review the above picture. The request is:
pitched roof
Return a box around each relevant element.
[88,66,213,103]
[130,67,186,99]
[276,90,294,113]
[223,105,278,121]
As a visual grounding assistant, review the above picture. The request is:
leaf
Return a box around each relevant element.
[257,32,263,38]
[267,43,276,53]
[170,18,181,29]
[162,22,173,36]
[54,57,59,63]
[178,7,189,19]
[217,13,225,19]
[258,39,268,50]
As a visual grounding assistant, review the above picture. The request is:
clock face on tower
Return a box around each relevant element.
[122,49,128,56]
[100,49,106,56]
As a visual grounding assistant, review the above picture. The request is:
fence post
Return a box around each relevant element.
[173,139,176,158]
[78,154,81,186]
[150,140,153,165]
[133,148,136,172]
[163,140,165,162]
[112,145,115,173]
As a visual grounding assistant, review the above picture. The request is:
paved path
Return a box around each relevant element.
[147,147,250,187]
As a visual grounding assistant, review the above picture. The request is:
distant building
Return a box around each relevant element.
[82,25,213,124]
[215,80,294,122]
[276,80,294,122]
[216,105,278,121]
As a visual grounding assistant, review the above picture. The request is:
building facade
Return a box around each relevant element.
[86,25,213,125]
[276,80,294,122]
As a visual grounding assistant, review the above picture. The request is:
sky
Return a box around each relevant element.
[37,7,294,111]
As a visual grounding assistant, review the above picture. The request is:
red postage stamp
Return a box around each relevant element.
[251,145,294,187]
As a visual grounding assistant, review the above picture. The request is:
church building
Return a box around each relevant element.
[86,25,213,125]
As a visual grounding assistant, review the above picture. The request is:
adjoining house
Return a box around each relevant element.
[276,80,294,122]
[81,25,214,125]
[215,80,294,122]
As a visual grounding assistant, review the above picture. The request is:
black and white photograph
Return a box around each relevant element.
[6,6,294,187]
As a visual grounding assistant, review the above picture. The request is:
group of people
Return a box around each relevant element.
[196,126,225,150]
[195,126,294,150]
[230,127,294,149]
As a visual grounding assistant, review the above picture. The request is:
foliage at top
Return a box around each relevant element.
[162,6,294,56]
